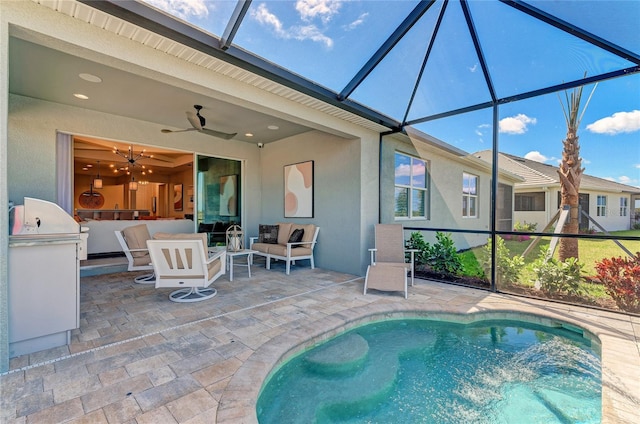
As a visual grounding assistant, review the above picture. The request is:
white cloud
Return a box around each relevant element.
[296,0,342,23]
[618,176,633,185]
[296,25,333,47]
[635,164,640,169]
[499,114,537,134]
[142,0,208,20]
[395,162,425,178]
[253,3,285,34]
[344,12,368,30]
[252,3,333,48]
[524,151,549,163]
[469,64,478,73]
[586,110,640,135]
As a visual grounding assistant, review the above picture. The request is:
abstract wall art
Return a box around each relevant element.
[284,160,314,218]
[220,174,238,216]
[173,184,183,211]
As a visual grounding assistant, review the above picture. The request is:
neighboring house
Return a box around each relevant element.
[382,129,523,250]
[475,151,640,232]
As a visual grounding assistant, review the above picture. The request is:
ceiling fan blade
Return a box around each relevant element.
[186,111,203,130]
[161,128,197,134]
[200,128,237,140]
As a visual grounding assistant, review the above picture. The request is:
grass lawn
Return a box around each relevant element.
[461,230,640,275]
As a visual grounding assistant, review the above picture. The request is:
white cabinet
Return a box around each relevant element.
[8,236,80,357]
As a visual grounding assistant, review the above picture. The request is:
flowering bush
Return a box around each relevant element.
[594,253,640,313]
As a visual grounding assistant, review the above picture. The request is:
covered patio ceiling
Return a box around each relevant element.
[80,0,640,132]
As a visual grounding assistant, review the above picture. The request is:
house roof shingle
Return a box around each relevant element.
[474,150,640,194]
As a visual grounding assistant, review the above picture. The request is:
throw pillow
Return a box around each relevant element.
[288,228,305,246]
[258,224,279,244]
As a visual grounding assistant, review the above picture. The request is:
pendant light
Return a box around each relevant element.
[93,160,103,189]
[129,175,138,191]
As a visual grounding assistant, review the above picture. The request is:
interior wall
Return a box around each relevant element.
[259,130,376,276]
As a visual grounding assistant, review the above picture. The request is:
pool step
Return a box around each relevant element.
[304,333,369,376]
[314,331,437,421]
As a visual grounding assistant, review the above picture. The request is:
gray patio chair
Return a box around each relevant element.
[363,224,417,299]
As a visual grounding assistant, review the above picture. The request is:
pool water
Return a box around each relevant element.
[257,319,601,423]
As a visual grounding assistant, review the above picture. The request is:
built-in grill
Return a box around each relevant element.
[8,198,88,357]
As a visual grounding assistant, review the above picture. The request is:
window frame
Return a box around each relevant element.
[462,172,479,218]
[394,152,429,220]
[620,197,628,217]
[597,195,607,217]
[514,191,545,212]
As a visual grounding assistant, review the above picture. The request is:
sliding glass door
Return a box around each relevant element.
[196,155,242,246]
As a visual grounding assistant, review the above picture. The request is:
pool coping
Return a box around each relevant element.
[215,286,640,424]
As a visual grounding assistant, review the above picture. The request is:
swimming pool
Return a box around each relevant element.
[257,318,601,423]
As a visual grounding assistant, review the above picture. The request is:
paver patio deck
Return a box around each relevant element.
[2,259,639,423]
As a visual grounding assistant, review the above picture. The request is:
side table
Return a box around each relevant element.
[225,249,258,281]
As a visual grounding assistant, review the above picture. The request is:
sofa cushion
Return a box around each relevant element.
[207,259,222,281]
[258,224,279,244]
[276,223,293,245]
[251,242,272,254]
[268,244,312,257]
[291,224,316,243]
[288,228,304,245]
[122,224,151,258]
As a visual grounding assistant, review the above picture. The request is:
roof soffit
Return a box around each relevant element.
[31,0,391,135]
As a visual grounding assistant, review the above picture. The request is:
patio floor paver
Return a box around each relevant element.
[1,259,639,423]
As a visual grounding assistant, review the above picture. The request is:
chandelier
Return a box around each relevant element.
[112,145,154,177]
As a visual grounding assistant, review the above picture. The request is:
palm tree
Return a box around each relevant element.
[557,78,596,261]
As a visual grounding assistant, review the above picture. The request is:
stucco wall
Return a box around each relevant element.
[513,187,633,232]
[381,134,493,250]
[1,0,382,372]
[257,130,377,276]
[585,191,632,232]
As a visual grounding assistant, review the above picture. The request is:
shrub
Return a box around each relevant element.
[481,237,524,285]
[532,254,585,297]
[428,232,463,276]
[514,221,537,232]
[594,253,640,313]
[406,232,430,265]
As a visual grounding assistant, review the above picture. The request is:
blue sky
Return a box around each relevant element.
[143,0,640,188]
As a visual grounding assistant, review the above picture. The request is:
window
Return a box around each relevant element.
[394,152,428,219]
[515,192,545,211]
[620,197,628,217]
[597,195,607,217]
[462,173,478,218]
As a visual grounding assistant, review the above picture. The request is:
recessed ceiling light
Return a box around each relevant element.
[245,133,254,137]
[267,125,279,130]
[79,73,102,83]
[74,93,89,100]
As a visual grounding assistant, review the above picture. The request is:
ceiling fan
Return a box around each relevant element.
[161,105,237,140]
